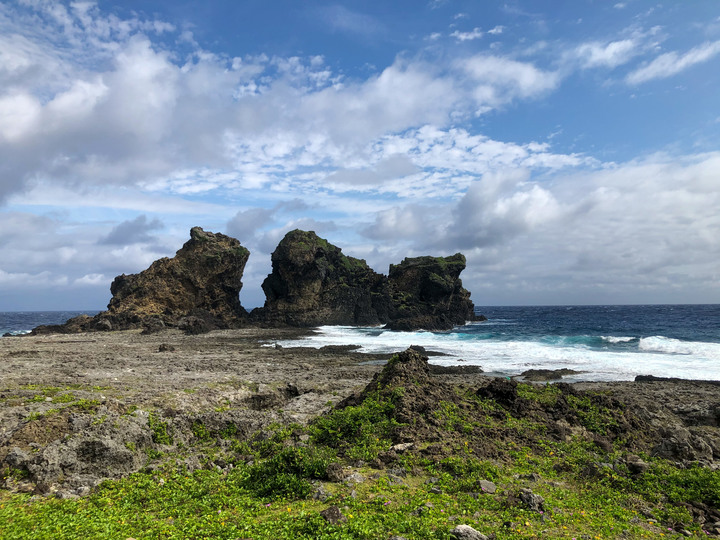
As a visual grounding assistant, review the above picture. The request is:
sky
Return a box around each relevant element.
[1,0,720,311]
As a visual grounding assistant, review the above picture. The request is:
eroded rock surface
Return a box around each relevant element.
[386,254,476,331]
[32,228,250,334]
[254,230,476,331]
[254,229,391,326]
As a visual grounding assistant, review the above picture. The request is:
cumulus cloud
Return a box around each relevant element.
[353,151,720,304]
[361,204,438,242]
[459,55,559,110]
[445,169,563,249]
[0,1,580,206]
[627,40,720,84]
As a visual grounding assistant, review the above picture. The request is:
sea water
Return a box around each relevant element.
[0,311,98,336]
[3,306,719,382]
[272,305,720,382]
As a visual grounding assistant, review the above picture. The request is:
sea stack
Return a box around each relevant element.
[386,254,476,331]
[33,227,250,334]
[253,229,391,326]
[253,229,476,331]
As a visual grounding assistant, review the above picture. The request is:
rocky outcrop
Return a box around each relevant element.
[386,254,476,331]
[253,230,391,326]
[253,230,476,331]
[31,227,477,334]
[32,227,250,334]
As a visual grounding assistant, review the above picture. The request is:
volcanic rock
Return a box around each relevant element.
[32,227,250,334]
[254,229,391,326]
[386,254,476,331]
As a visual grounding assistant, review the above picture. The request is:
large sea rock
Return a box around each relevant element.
[32,227,250,334]
[253,230,476,331]
[386,254,476,331]
[253,230,391,326]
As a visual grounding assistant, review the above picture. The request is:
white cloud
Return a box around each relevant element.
[445,169,563,249]
[459,55,560,108]
[351,151,720,304]
[361,204,438,242]
[575,39,639,68]
[627,40,720,84]
[327,154,419,186]
[226,207,276,241]
[74,273,106,286]
[488,25,505,35]
[450,28,483,41]
[316,5,384,37]
[0,91,41,141]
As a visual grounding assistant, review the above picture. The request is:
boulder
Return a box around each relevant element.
[32,227,250,334]
[386,254,476,331]
[449,525,489,540]
[254,229,391,326]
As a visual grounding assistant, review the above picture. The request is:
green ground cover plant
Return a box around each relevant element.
[1,380,716,539]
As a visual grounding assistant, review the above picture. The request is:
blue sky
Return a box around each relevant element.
[1,0,720,310]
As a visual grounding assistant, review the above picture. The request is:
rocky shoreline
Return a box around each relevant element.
[2,329,720,499]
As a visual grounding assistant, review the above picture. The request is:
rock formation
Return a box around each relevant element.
[253,230,476,331]
[386,254,476,331]
[32,227,250,334]
[254,229,391,326]
[31,227,477,334]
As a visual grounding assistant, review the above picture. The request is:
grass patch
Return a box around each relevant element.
[1,382,716,539]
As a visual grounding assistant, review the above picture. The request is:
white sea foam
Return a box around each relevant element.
[2,329,31,336]
[273,326,720,382]
[601,336,636,343]
[639,336,720,356]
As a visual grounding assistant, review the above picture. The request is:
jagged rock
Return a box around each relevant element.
[0,410,152,492]
[253,230,477,331]
[32,228,250,335]
[255,229,391,326]
[519,488,545,513]
[520,368,581,381]
[312,485,331,502]
[320,505,347,524]
[652,426,714,462]
[386,254,476,331]
[449,525,489,540]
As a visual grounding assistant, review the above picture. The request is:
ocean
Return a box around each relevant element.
[0,311,99,336]
[273,305,720,382]
[2,305,719,382]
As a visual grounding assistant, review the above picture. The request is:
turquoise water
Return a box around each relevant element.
[276,305,720,382]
